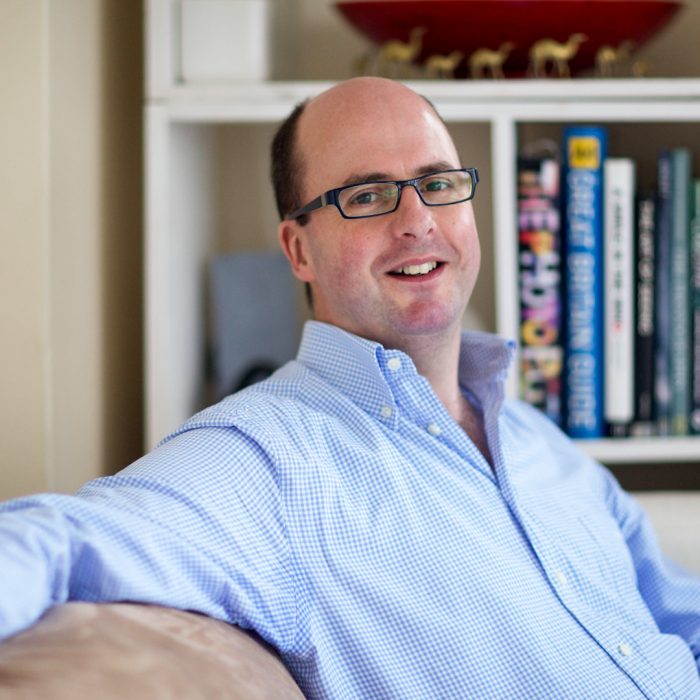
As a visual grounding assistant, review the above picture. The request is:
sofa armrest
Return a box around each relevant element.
[0,603,304,699]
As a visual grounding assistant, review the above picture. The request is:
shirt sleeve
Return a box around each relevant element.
[0,425,297,649]
[598,466,700,670]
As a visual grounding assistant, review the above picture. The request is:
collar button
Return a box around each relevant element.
[387,357,402,372]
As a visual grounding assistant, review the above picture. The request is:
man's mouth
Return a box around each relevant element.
[389,261,441,276]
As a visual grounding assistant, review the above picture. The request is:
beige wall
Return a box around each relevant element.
[0,2,49,497]
[0,0,143,499]
[0,0,698,499]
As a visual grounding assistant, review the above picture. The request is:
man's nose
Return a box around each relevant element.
[390,185,435,238]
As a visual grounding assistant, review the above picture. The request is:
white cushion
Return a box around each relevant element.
[633,491,700,574]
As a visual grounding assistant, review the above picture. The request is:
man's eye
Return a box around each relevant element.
[350,190,380,205]
[423,177,452,192]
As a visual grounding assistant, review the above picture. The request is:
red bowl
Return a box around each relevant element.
[335,0,684,77]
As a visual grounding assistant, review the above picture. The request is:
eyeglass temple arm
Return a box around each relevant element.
[289,192,332,221]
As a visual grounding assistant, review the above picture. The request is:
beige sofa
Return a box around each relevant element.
[0,491,697,698]
[0,603,304,699]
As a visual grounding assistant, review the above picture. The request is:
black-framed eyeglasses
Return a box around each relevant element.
[287,167,479,221]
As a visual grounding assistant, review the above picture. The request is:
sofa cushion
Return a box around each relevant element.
[0,602,304,699]
[633,491,700,574]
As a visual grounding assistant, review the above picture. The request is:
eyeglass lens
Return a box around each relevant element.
[338,170,474,218]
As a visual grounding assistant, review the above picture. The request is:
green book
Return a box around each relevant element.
[668,149,692,435]
[690,180,700,433]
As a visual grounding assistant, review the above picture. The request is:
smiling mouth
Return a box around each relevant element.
[389,261,442,277]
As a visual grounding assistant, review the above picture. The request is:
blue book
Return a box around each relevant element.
[561,125,607,439]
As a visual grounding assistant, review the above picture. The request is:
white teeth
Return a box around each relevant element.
[396,261,438,276]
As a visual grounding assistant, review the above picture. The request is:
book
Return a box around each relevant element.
[654,151,673,435]
[668,149,692,435]
[517,145,563,425]
[632,194,656,436]
[690,180,700,434]
[604,158,636,437]
[561,125,607,439]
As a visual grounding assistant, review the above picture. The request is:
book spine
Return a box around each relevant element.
[632,195,656,436]
[518,154,563,425]
[604,158,636,437]
[691,180,700,433]
[562,126,607,439]
[654,152,672,435]
[669,149,692,435]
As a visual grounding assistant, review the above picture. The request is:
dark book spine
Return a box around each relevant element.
[518,154,563,425]
[654,152,673,435]
[562,126,607,439]
[632,195,655,436]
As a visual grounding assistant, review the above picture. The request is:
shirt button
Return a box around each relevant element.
[427,422,442,436]
[554,571,567,586]
[380,405,393,419]
[387,357,402,371]
[618,642,633,657]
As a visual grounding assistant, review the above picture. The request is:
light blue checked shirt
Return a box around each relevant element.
[1,321,699,698]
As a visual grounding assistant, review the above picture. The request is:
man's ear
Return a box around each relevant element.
[278,219,316,283]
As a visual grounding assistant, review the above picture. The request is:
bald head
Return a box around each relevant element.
[301,77,440,140]
[270,78,453,222]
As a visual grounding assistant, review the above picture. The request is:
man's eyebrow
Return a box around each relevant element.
[340,172,389,187]
[339,161,459,188]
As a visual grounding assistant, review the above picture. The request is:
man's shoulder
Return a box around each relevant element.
[163,359,348,444]
[182,362,308,423]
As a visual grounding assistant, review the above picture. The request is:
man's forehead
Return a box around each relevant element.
[296,82,457,190]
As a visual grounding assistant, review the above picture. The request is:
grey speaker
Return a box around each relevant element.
[209,251,300,398]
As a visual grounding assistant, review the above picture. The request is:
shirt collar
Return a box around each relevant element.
[296,321,514,420]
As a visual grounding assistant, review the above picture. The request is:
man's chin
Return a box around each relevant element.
[387,305,464,341]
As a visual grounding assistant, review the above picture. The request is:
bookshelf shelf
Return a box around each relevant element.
[580,437,700,464]
[145,77,700,467]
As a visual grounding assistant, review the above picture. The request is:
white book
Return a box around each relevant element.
[604,158,636,431]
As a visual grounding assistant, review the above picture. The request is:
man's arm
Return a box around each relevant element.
[0,426,296,647]
[600,468,700,668]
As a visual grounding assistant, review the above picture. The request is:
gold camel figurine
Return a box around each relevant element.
[468,42,515,79]
[595,41,635,77]
[632,60,650,78]
[378,26,427,77]
[528,33,587,78]
[352,49,374,76]
[425,50,464,79]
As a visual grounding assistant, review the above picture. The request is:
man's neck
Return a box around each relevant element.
[402,330,493,467]
[407,332,463,413]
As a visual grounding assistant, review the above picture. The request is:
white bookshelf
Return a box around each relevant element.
[144,73,700,465]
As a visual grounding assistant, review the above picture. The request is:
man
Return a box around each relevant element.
[1,78,699,698]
